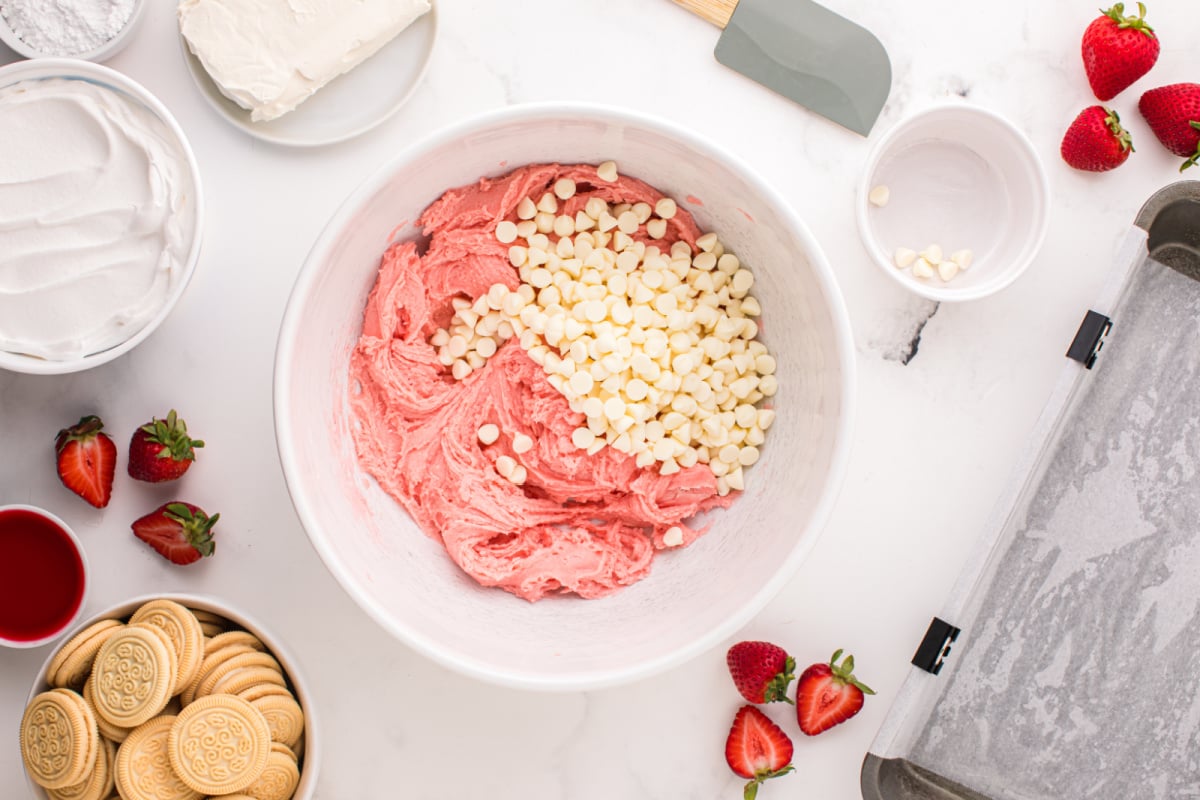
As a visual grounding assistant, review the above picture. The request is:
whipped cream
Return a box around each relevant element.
[0,78,196,361]
[179,0,432,123]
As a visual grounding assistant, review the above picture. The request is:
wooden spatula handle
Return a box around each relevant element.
[673,0,737,29]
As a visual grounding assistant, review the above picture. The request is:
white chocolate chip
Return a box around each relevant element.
[512,433,534,454]
[553,215,576,238]
[951,249,974,269]
[893,247,917,269]
[554,178,576,200]
[496,221,518,244]
[596,161,618,182]
[937,260,960,282]
[509,465,527,486]
[912,258,935,279]
[920,244,943,265]
[617,211,639,235]
[662,526,684,547]
[476,337,498,358]
[655,198,677,220]
[494,455,516,478]
[868,185,890,207]
[477,424,500,445]
[517,197,537,220]
[572,427,595,449]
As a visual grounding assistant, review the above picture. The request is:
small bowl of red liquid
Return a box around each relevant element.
[0,505,88,648]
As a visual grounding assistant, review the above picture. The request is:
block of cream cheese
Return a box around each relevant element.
[178,0,432,122]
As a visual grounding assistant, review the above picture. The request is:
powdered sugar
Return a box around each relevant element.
[1,0,135,56]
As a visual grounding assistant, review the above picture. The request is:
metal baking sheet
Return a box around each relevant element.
[862,181,1200,800]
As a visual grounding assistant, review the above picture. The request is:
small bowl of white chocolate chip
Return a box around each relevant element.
[857,102,1050,302]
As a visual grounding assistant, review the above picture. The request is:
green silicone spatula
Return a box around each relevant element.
[674,0,892,136]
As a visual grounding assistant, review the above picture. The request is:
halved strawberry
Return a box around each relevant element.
[727,641,796,704]
[724,705,794,800]
[131,502,218,565]
[127,410,204,483]
[55,415,117,508]
[796,649,876,736]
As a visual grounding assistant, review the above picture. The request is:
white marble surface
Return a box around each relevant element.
[1,1,1197,797]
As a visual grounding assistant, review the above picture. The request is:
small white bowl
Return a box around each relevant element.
[0,0,146,62]
[23,593,319,800]
[0,58,203,375]
[857,103,1049,303]
[0,504,88,649]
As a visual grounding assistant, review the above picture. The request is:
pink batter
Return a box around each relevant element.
[349,164,733,601]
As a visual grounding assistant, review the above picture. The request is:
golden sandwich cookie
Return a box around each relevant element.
[91,625,174,729]
[46,620,123,690]
[48,736,114,800]
[194,651,282,699]
[114,715,202,800]
[239,749,300,800]
[167,694,271,795]
[249,693,305,749]
[236,683,292,703]
[203,630,266,657]
[131,623,179,697]
[129,599,205,694]
[21,689,98,790]
[83,677,131,744]
[181,643,256,706]
[209,665,288,698]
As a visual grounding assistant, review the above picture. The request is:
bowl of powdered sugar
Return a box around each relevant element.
[0,0,146,62]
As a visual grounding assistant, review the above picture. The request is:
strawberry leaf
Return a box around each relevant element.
[763,657,796,704]
[1103,2,1155,36]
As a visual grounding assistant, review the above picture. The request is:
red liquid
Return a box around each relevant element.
[0,509,85,642]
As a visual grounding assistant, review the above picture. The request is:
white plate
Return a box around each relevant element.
[179,4,437,148]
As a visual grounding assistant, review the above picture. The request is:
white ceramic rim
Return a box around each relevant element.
[855,101,1050,303]
[0,0,147,62]
[0,58,205,375]
[273,101,858,691]
[0,504,89,649]
[176,3,439,148]
[22,592,320,800]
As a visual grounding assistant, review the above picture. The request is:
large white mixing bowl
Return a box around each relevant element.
[274,104,855,691]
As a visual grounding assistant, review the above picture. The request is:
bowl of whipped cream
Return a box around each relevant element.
[0,59,203,375]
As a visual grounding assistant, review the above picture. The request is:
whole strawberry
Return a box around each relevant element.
[1081,3,1159,101]
[1061,106,1134,172]
[727,641,796,704]
[795,649,876,736]
[127,410,204,483]
[1138,83,1200,171]
[724,705,794,800]
[55,415,117,508]
[131,502,218,565]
